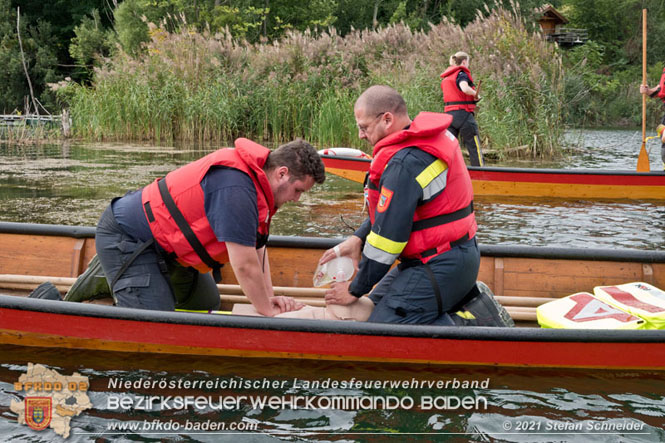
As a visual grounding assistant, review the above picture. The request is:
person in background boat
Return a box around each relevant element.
[640,75,665,170]
[440,51,485,167]
[94,139,326,315]
[318,85,510,326]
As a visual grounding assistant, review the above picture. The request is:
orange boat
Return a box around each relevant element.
[1,222,665,370]
[319,153,665,200]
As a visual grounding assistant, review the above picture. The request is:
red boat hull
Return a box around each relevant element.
[1,298,664,370]
[320,155,665,200]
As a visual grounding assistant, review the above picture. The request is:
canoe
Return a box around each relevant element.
[319,154,665,200]
[1,221,665,370]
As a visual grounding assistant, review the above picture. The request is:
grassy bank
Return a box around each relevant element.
[63,6,566,158]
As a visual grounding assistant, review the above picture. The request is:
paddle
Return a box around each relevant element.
[474,80,482,102]
[638,8,651,172]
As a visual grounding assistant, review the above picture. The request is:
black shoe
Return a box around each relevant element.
[28,282,62,301]
[451,281,514,327]
[477,281,515,327]
[64,254,111,302]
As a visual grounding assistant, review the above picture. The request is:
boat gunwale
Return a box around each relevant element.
[2,295,665,344]
[319,154,665,177]
[2,221,664,263]
[468,166,665,177]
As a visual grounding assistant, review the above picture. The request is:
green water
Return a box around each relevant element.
[1,132,664,441]
[0,130,664,249]
[1,346,664,442]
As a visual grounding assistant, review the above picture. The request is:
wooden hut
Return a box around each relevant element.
[537,5,587,47]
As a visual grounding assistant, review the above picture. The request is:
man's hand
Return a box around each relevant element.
[324,281,358,305]
[269,296,304,314]
[319,236,363,269]
[227,241,286,317]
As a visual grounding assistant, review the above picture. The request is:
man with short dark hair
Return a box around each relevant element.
[95,138,325,314]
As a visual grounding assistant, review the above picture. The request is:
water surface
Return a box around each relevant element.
[1,129,662,250]
[1,346,664,442]
[0,130,664,441]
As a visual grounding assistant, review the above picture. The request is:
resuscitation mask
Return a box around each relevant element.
[313,256,354,287]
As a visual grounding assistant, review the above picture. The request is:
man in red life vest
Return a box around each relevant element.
[440,51,485,166]
[95,139,325,314]
[319,85,511,326]
[640,71,665,170]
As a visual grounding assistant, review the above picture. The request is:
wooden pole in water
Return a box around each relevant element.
[638,8,651,172]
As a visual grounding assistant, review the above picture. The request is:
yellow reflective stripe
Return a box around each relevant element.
[176,309,232,314]
[415,159,448,189]
[455,310,476,320]
[473,136,484,166]
[363,242,400,265]
[366,231,407,255]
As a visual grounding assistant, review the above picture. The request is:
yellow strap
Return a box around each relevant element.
[416,159,448,189]
[366,231,407,254]
[176,309,232,315]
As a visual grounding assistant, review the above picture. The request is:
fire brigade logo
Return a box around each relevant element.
[377,187,393,213]
[11,363,92,438]
[25,397,52,431]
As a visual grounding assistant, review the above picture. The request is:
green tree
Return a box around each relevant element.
[0,0,113,112]
[28,19,60,109]
[563,0,644,66]
[0,2,60,113]
[261,0,337,38]
[202,2,269,42]
[114,0,150,56]
[69,9,114,82]
[0,2,25,112]
[11,0,112,70]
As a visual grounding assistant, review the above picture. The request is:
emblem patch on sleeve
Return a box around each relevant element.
[377,187,394,213]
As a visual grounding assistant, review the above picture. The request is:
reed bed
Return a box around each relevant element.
[65,6,565,158]
[0,122,61,145]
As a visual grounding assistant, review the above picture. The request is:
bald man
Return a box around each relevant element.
[319,86,510,326]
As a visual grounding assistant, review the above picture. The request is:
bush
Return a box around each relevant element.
[66,5,567,158]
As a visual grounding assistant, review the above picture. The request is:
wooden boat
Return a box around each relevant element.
[1,221,665,370]
[320,153,665,200]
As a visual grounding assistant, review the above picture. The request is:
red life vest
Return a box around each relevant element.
[367,112,476,263]
[440,65,477,113]
[141,138,275,274]
[657,67,665,101]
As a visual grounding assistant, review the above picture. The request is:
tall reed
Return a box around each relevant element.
[0,122,61,144]
[65,6,566,157]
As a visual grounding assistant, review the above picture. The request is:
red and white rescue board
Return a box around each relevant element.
[318,149,665,200]
[537,282,665,330]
